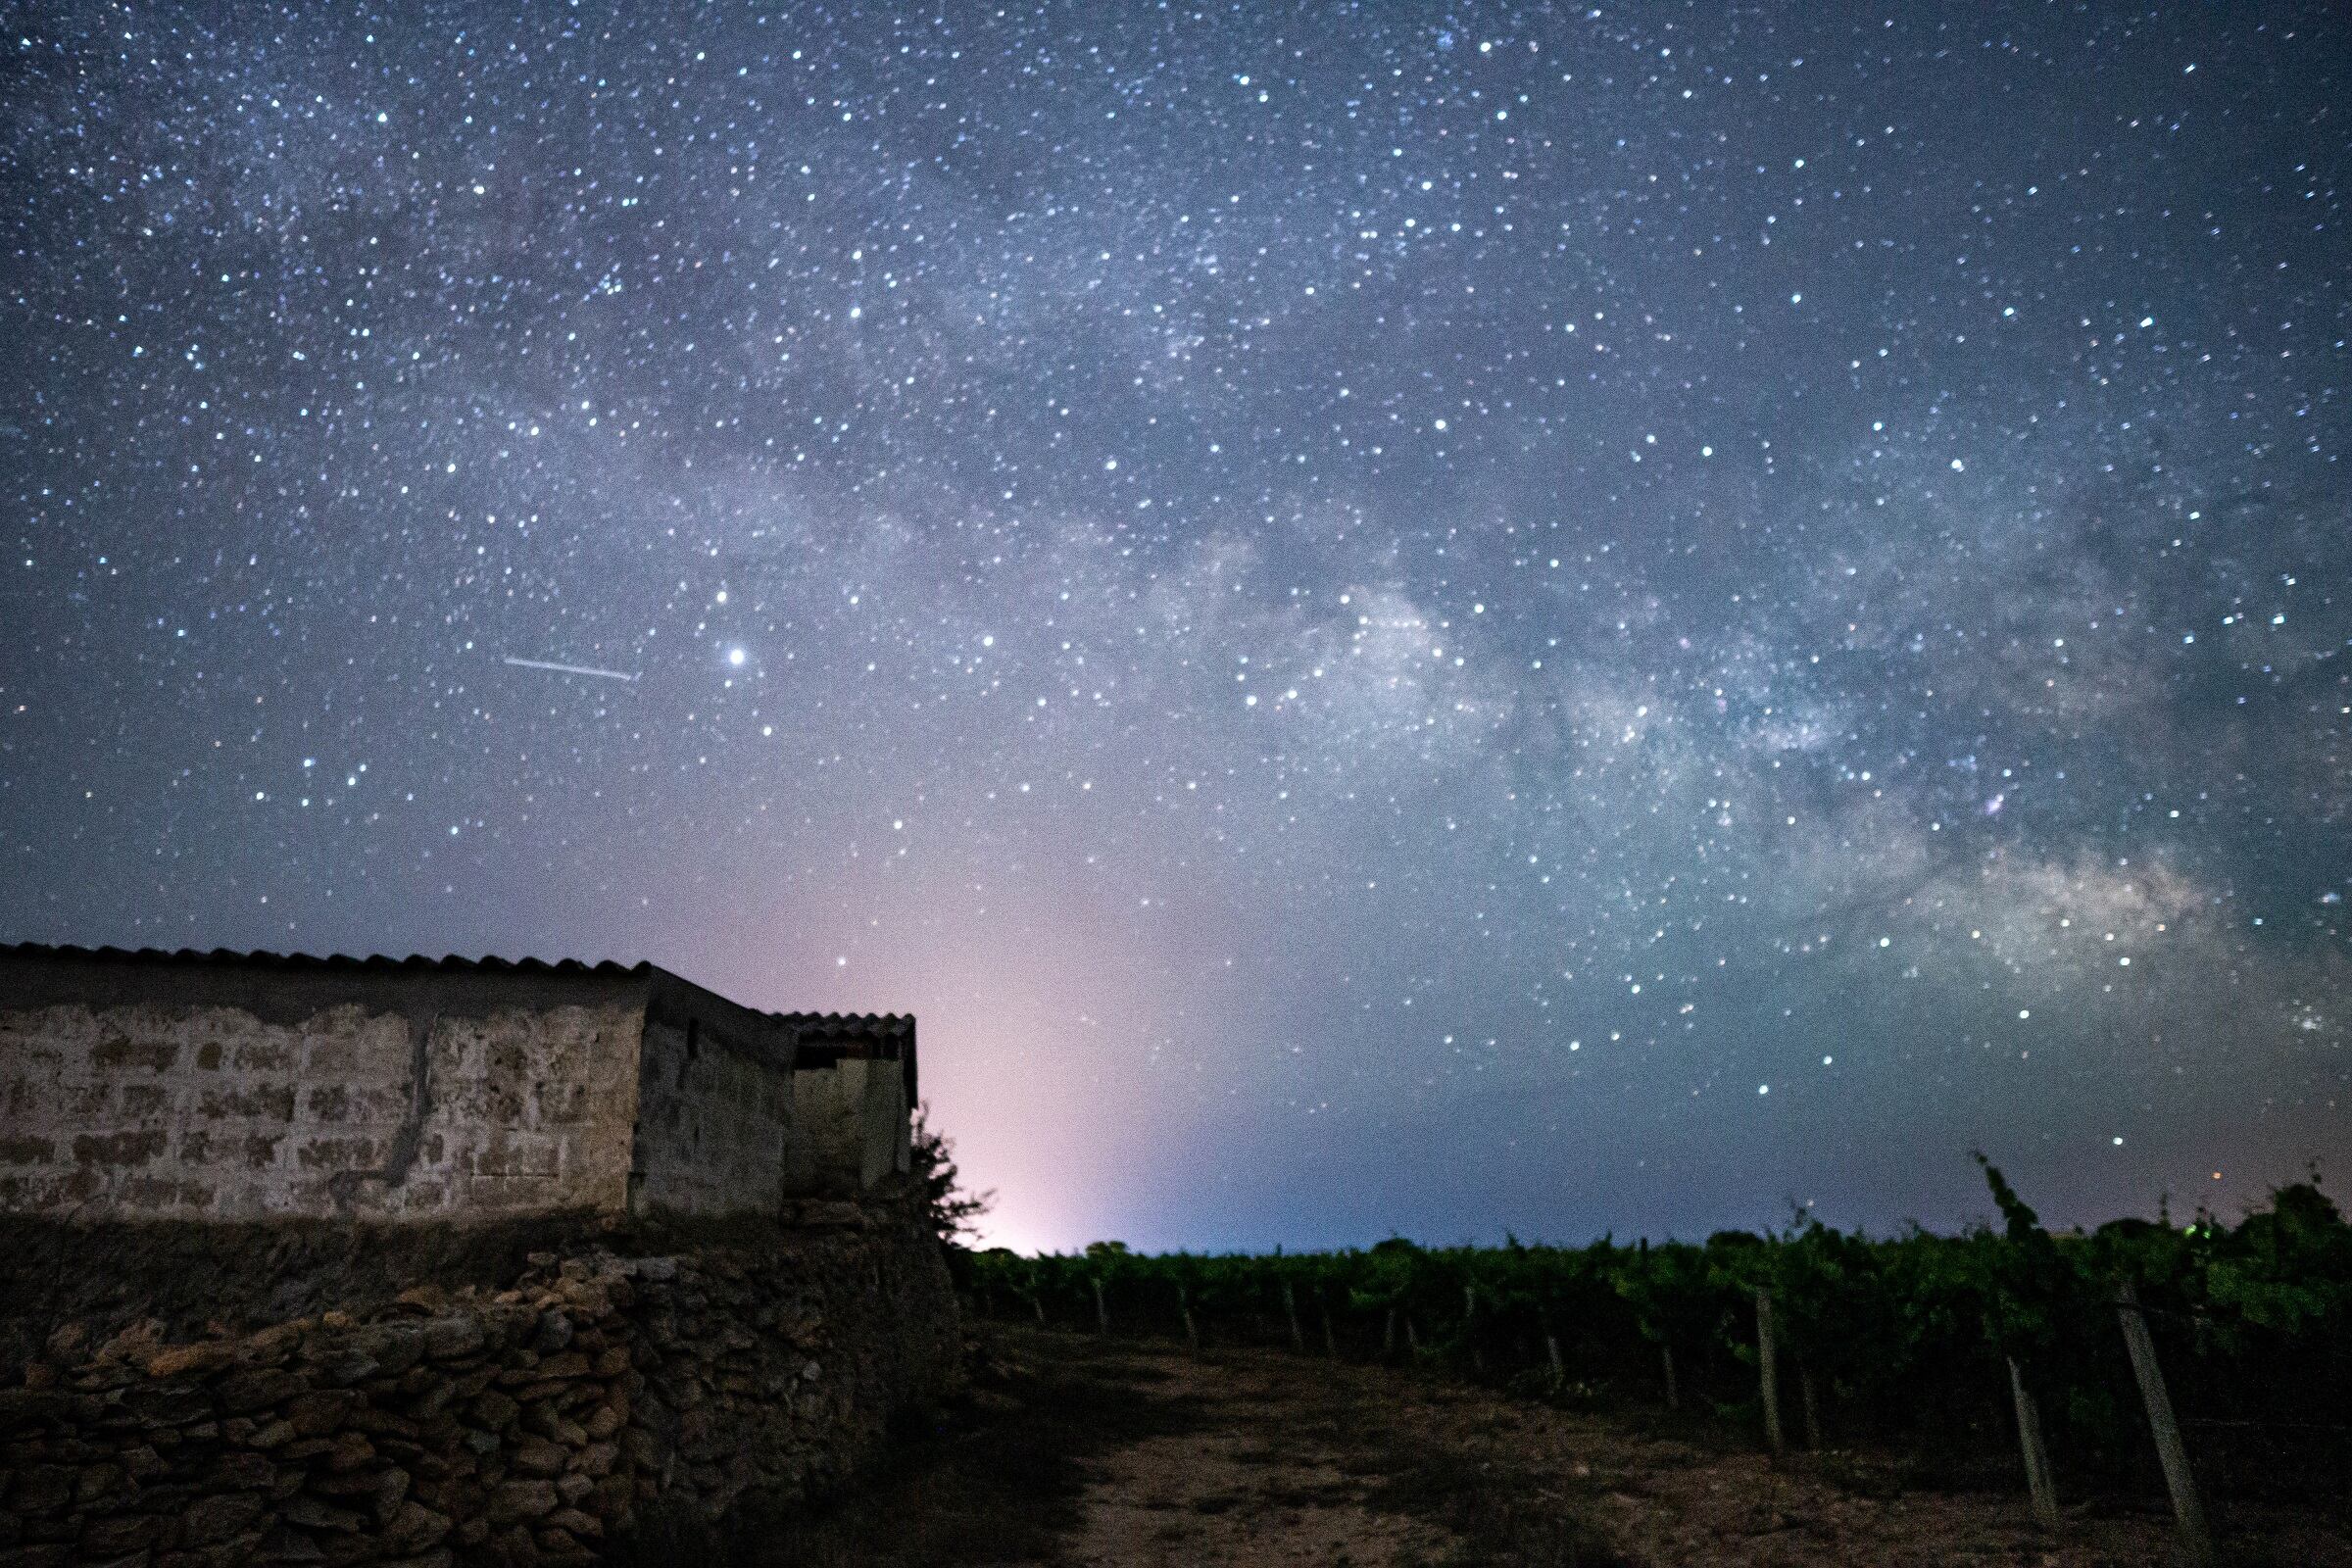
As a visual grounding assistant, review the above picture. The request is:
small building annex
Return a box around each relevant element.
[0,944,915,1225]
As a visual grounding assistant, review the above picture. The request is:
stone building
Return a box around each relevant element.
[0,943,916,1224]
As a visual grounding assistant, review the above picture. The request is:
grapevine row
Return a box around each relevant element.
[957,1166,2351,1550]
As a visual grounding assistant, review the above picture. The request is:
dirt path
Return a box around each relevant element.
[1057,1347,1457,1567]
[1031,1329,2352,1568]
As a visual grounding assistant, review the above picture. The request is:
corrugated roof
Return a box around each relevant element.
[0,943,911,1037]
[779,1010,916,1044]
[0,941,650,980]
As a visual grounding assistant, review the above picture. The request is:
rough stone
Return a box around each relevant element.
[245,1419,298,1449]
[378,1503,451,1556]
[78,1513,167,1554]
[251,1526,327,1562]
[0,1548,73,1568]
[8,1464,74,1514]
[355,1325,429,1378]
[201,1450,275,1491]
[466,1390,517,1433]
[279,1495,367,1534]
[283,1391,360,1438]
[535,1526,588,1560]
[418,1320,483,1363]
[529,1313,572,1355]
[94,1319,169,1364]
[218,1368,305,1416]
[177,1493,268,1545]
[486,1480,558,1524]
[145,1342,239,1380]
[543,1509,601,1541]
[119,1386,214,1426]
[510,1439,568,1478]
[308,1349,380,1387]
[0,1201,957,1564]
[74,1460,124,1506]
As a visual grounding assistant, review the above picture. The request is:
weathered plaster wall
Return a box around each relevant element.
[857,1061,911,1190]
[0,964,646,1223]
[0,1203,960,1567]
[627,1011,797,1220]
[0,952,917,1228]
[787,1059,908,1197]
[408,1005,644,1221]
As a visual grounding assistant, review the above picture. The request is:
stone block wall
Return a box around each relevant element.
[0,965,645,1224]
[0,1203,958,1567]
[788,1059,908,1198]
[626,1015,795,1220]
[1,950,921,1227]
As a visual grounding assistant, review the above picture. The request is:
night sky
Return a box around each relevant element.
[4,3,2347,1253]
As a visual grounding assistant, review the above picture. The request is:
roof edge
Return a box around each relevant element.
[0,942,914,1037]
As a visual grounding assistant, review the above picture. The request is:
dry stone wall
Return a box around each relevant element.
[0,1201,958,1567]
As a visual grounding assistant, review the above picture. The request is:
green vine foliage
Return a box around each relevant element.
[957,1172,2351,1498]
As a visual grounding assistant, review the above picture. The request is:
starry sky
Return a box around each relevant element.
[3,3,2347,1253]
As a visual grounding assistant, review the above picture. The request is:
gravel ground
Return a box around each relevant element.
[1021,1327,2352,1568]
[734,1324,2352,1567]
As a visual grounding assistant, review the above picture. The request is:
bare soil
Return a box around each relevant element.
[736,1324,2352,1568]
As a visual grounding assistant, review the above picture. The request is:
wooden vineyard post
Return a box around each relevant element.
[1404,1313,1421,1356]
[1661,1343,1680,1410]
[1542,1312,1566,1381]
[1382,1307,1397,1360]
[1284,1281,1306,1352]
[2115,1282,2212,1565]
[1463,1285,1486,1376]
[1093,1276,1109,1334]
[1178,1282,1200,1352]
[1799,1363,1824,1450]
[2006,1355,2061,1534]
[1321,1298,1339,1359]
[1755,1287,1787,1457]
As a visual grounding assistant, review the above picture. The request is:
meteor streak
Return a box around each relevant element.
[501,656,638,682]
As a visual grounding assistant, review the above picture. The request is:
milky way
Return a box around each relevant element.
[4,3,2347,1250]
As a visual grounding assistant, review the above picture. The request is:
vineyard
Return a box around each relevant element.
[959,1164,2352,1555]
